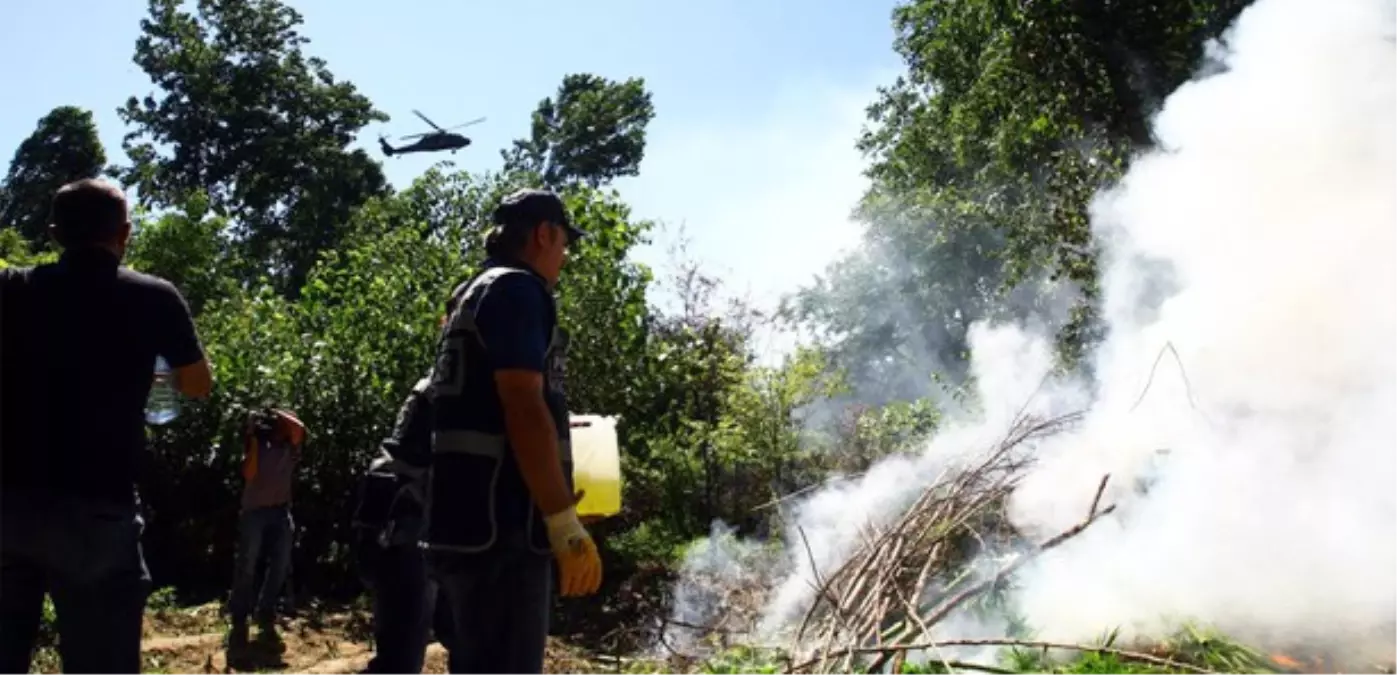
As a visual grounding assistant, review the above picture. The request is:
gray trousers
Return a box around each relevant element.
[428,542,553,674]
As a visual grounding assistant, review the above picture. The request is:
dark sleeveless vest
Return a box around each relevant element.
[424,261,573,555]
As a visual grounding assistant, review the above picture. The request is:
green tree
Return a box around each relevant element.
[0,106,107,246]
[502,74,656,189]
[795,0,1254,388]
[0,230,57,269]
[134,169,666,593]
[117,0,389,293]
[552,187,654,417]
[125,192,236,315]
[860,0,1251,291]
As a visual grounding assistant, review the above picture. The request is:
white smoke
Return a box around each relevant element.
[700,0,1396,663]
[1008,0,1397,654]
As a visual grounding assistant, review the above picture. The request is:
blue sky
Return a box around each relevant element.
[0,0,903,348]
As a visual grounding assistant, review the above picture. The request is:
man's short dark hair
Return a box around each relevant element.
[483,224,532,260]
[50,179,127,248]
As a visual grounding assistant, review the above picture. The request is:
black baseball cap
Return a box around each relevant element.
[491,188,586,243]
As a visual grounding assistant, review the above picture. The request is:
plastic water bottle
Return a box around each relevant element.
[146,355,180,425]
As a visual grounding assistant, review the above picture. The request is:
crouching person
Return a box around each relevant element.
[228,407,305,648]
[352,375,452,674]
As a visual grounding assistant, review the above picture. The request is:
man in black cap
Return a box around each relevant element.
[424,188,600,673]
[0,178,213,673]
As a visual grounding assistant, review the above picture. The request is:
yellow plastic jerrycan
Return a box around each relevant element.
[569,414,622,518]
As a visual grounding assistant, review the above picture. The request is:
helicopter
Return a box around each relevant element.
[378,110,485,157]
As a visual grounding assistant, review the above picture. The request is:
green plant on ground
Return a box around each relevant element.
[698,645,784,674]
[147,586,180,614]
[676,624,1280,674]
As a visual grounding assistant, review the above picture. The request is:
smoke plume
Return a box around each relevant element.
[1008,0,1396,655]
[675,0,1396,665]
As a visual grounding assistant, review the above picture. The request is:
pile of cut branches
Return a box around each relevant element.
[653,405,1384,674]
[782,411,1149,674]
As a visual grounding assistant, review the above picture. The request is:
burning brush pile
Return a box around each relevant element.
[780,412,1108,673]
[656,410,1370,674]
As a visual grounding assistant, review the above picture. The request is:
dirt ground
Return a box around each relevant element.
[136,603,382,674]
[34,601,625,675]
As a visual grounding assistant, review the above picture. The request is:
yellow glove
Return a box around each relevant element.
[543,507,602,597]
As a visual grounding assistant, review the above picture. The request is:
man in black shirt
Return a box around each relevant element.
[0,179,213,673]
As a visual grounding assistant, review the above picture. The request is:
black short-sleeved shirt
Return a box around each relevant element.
[380,378,433,469]
[1,248,206,506]
[474,268,552,373]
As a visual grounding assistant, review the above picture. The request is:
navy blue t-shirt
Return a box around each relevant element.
[432,259,570,441]
[473,268,552,374]
[1,248,206,505]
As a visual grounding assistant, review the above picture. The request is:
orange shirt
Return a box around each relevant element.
[242,410,307,481]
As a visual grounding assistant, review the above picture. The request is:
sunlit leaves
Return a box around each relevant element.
[503,74,656,190]
[118,0,389,293]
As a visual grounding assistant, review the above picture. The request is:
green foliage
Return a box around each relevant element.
[793,0,1253,394]
[1154,624,1276,674]
[862,0,1251,283]
[147,586,181,613]
[0,106,107,246]
[0,228,58,269]
[134,170,671,592]
[601,252,836,553]
[698,646,784,674]
[809,395,941,475]
[552,187,655,417]
[503,74,657,189]
[126,192,237,314]
[701,628,1276,675]
[118,0,390,293]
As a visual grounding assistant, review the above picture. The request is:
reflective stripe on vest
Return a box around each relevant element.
[432,430,573,464]
[369,454,427,481]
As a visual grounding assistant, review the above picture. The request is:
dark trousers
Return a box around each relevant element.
[365,542,444,674]
[229,505,293,623]
[0,491,151,674]
[430,545,553,674]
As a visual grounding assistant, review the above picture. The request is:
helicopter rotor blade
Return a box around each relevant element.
[412,109,443,131]
[443,117,487,131]
[400,132,431,140]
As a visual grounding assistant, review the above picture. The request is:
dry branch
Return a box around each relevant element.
[775,412,1125,674]
[655,410,1158,674]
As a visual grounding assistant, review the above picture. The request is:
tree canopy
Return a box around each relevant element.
[118,0,389,293]
[788,0,1256,396]
[0,106,107,246]
[503,73,657,190]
